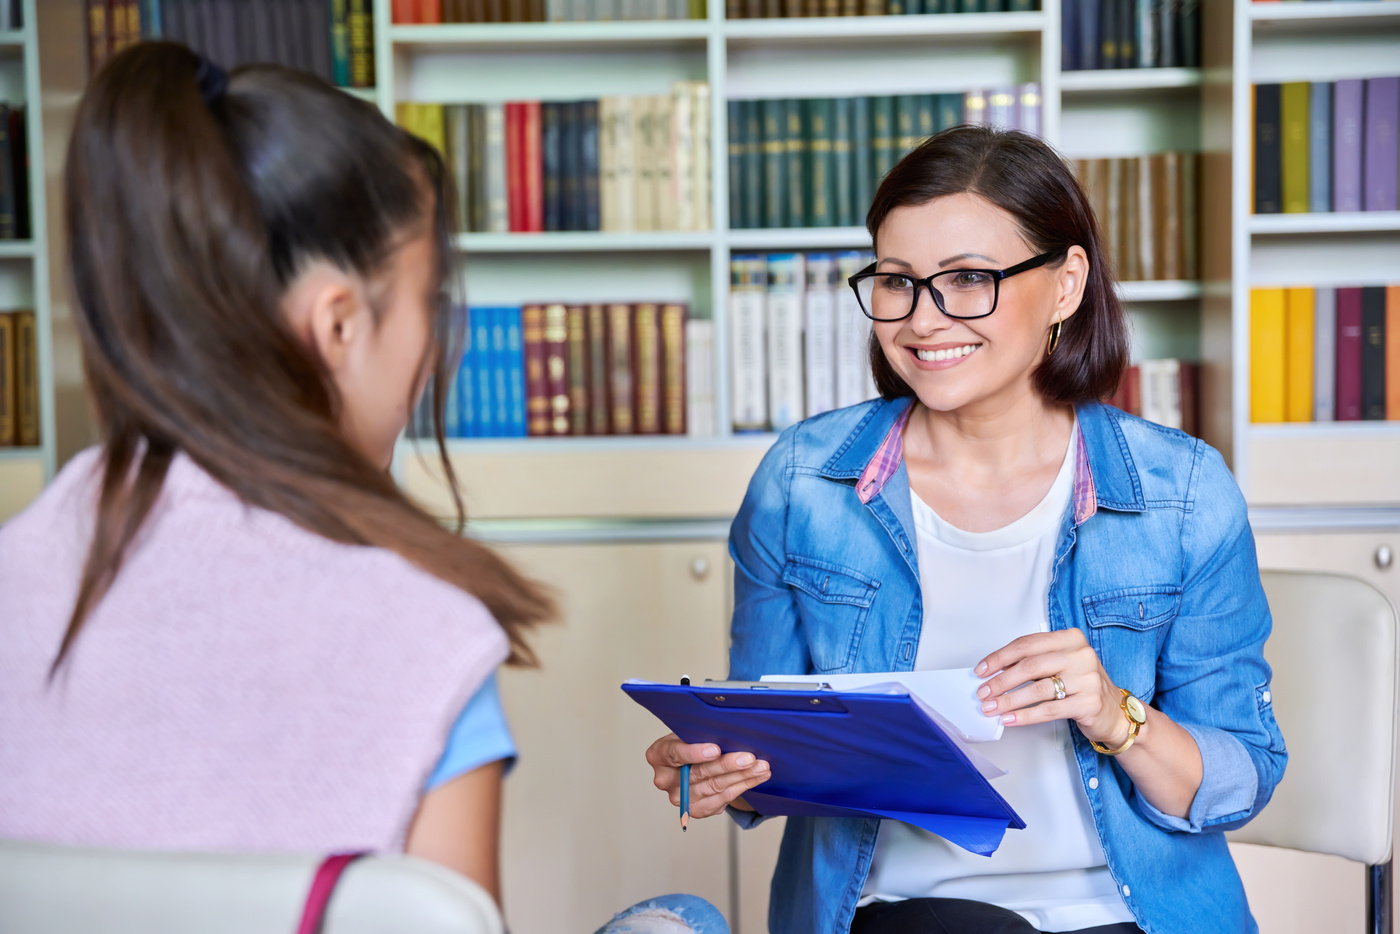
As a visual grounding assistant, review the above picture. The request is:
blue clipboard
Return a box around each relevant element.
[622,681,1025,856]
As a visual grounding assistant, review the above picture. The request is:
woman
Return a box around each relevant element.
[646,126,1286,934]
[0,42,724,934]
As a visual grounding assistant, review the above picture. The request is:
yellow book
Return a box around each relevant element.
[1284,287,1314,422]
[1280,82,1310,214]
[1250,288,1287,423]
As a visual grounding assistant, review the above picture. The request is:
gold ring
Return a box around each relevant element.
[1051,676,1067,700]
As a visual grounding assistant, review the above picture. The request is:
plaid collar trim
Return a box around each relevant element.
[855,400,1100,525]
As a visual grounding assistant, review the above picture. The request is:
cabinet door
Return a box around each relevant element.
[1228,530,1400,934]
[494,540,733,934]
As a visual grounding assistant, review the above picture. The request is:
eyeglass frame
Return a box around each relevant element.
[846,248,1069,322]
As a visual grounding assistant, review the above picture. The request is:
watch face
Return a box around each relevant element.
[1124,694,1148,724]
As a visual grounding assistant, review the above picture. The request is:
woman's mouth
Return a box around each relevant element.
[909,343,982,368]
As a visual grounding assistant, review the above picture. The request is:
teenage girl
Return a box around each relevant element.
[0,41,725,934]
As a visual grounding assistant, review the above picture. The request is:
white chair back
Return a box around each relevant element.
[1226,569,1398,866]
[0,840,503,934]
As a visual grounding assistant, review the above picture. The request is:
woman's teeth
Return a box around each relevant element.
[915,344,980,362]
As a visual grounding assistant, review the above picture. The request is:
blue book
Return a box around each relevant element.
[503,306,527,437]
[1309,82,1333,214]
[458,308,477,439]
[1062,0,1080,70]
[475,307,496,438]
[491,308,512,437]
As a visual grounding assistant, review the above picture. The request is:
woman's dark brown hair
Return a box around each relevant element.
[865,124,1128,404]
[56,41,552,671]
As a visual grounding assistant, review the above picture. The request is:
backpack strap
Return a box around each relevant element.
[295,853,368,934]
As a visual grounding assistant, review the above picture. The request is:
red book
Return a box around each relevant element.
[420,0,443,21]
[392,0,418,22]
[544,303,570,435]
[505,103,526,233]
[522,304,550,435]
[1336,287,1364,421]
[522,102,544,233]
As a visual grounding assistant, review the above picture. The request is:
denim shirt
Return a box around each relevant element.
[726,397,1287,934]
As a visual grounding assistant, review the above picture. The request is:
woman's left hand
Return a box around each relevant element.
[974,629,1131,748]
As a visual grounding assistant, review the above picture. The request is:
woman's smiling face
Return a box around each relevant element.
[871,191,1084,415]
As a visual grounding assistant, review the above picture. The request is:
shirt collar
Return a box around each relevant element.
[855,399,1099,525]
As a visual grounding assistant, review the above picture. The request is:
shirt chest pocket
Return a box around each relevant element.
[783,557,880,673]
[1081,586,1182,701]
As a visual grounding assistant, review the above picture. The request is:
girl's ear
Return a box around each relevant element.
[1053,245,1090,324]
[283,262,365,374]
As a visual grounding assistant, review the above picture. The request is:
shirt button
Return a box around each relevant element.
[1122,885,1131,898]
[1089,777,1099,790]
[1262,690,1272,704]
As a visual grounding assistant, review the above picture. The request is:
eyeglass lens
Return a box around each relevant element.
[855,271,999,321]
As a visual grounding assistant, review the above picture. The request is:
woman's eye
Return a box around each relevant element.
[881,275,914,291]
[951,271,994,289]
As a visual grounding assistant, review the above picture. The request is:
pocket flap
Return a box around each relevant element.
[1083,586,1182,631]
[783,558,879,607]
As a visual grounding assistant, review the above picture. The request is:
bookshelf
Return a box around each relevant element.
[0,0,53,524]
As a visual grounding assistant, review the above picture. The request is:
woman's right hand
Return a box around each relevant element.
[645,733,772,818]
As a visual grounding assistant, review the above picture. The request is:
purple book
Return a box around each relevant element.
[1364,77,1399,212]
[1333,79,1365,213]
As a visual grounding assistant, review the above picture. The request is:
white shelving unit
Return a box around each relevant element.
[0,0,54,522]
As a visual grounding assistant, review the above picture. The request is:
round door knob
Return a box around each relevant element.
[690,557,710,581]
[1377,545,1394,571]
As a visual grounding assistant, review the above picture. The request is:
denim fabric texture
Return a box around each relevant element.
[593,894,731,933]
[726,398,1288,934]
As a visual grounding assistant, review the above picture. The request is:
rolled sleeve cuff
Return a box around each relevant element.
[1135,723,1258,833]
[726,804,769,830]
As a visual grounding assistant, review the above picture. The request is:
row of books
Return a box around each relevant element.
[1254,77,1400,215]
[0,310,38,447]
[729,252,880,432]
[88,0,377,88]
[1071,153,1198,283]
[727,87,1042,230]
[413,303,711,438]
[1108,359,1200,436]
[1061,0,1200,72]
[398,85,712,234]
[724,0,1033,16]
[394,0,705,20]
[1251,284,1400,424]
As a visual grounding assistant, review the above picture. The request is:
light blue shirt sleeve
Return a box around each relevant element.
[424,673,517,791]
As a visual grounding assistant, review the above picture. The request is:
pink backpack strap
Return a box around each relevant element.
[295,853,368,934]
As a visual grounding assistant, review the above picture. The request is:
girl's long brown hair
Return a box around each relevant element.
[56,41,553,672]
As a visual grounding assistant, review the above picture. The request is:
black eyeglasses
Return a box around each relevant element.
[847,249,1067,322]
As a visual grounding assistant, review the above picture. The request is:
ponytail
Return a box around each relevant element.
[58,42,552,672]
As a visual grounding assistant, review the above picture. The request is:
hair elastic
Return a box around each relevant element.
[194,55,229,107]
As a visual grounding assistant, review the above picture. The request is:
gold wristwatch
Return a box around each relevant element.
[1089,689,1147,756]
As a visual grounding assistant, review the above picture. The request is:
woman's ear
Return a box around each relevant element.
[282,262,365,375]
[1053,245,1090,324]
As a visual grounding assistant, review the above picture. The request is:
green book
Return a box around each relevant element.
[936,93,963,131]
[762,99,788,229]
[1280,81,1311,215]
[728,101,747,230]
[1007,0,1033,10]
[329,0,350,87]
[833,98,855,228]
[895,94,921,157]
[907,0,924,12]
[924,0,947,12]
[917,95,936,144]
[872,96,896,188]
[888,0,906,13]
[808,99,836,228]
[958,0,981,12]
[852,96,873,227]
[743,102,763,233]
[785,99,808,229]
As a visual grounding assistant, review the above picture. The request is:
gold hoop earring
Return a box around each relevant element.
[1047,319,1062,356]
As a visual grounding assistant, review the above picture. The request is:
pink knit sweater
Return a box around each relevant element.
[0,449,508,853]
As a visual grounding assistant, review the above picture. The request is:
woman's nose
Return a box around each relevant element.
[908,285,949,335]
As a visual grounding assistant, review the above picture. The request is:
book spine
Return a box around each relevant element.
[1135,154,1153,281]
[729,254,769,430]
[606,303,635,434]
[963,89,988,127]
[86,0,108,76]
[653,92,676,232]
[0,311,11,445]
[1117,0,1136,70]
[1179,151,1199,281]
[1313,287,1336,422]
[987,88,1016,131]
[671,86,695,231]
[742,100,763,231]
[542,102,564,232]
[871,95,895,188]
[561,102,580,231]
[633,302,662,435]
[523,303,550,435]
[1253,84,1282,215]
[767,252,806,430]
[457,309,476,438]
[474,308,496,435]
[851,97,872,228]
[833,97,854,229]
[915,94,934,143]
[599,98,616,230]
[1332,79,1364,214]
[784,100,807,228]
[1155,153,1180,281]
[1389,285,1400,420]
[1135,0,1153,68]
[728,100,746,230]
[506,307,527,436]
[446,106,471,233]
[895,94,918,157]
[586,303,610,433]
[685,318,715,438]
[1308,82,1332,215]
[523,101,544,233]
[691,83,711,231]
[661,302,688,435]
[506,102,526,232]
[0,105,13,242]
[1363,77,1399,212]
[1249,287,1285,423]
[803,253,837,418]
[485,104,509,233]
[14,310,35,446]
[1062,0,1080,70]
[1336,287,1364,421]
[808,98,835,228]
[581,100,601,231]
[1280,82,1310,215]
[566,305,590,434]
[834,250,871,408]
[761,99,787,228]
[1018,83,1041,138]
[1078,0,1100,70]
[348,0,374,89]
[1284,287,1314,423]
[544,303,571,435]
[1362,286,1387,420]
[633,95,656,231]
[614,96,637,231]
